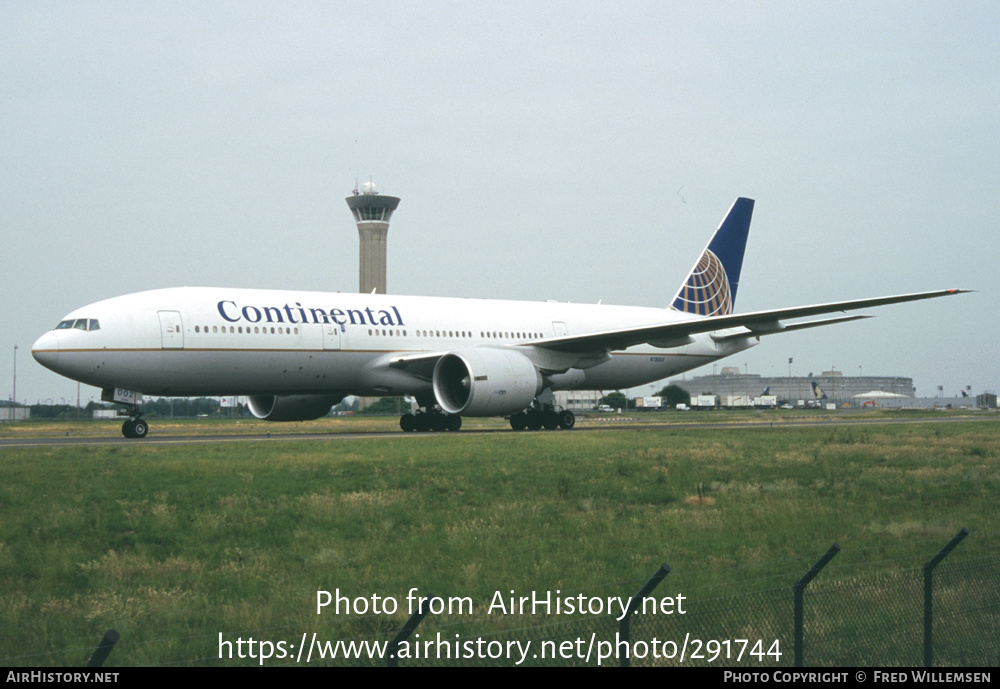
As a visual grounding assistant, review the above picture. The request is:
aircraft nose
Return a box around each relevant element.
[32,331,60,371]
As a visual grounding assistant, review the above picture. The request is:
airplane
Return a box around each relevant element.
[811,381,829,400]
[31,198,968,438]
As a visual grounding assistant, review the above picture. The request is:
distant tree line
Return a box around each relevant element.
[598,385,690,410]
[23,387,694,420]
[358,397,409,415]
[26,398,253,419]
[27,401,108,419]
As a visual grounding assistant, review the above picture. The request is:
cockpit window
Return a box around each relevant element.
[55,318,100,331]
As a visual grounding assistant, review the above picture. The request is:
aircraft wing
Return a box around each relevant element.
[532,288,970,354]
[707,314,873,344]
[385,288,968,375]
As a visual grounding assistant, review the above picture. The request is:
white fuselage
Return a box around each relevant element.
[32,286,756,401]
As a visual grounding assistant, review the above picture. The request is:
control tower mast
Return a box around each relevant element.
[346,181,400,295]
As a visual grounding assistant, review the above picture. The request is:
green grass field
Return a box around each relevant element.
[1,414,997,666]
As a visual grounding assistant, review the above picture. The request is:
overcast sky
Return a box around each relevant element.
[3,1,997,405]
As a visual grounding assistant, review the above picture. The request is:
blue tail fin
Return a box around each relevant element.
[670,197,754,316]
[811,381,828,400]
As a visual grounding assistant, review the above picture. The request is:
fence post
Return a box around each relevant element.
[386,594,440,667]
[793,543,840,667]
[86,629,119,668]
[619,563,670,667]
[923,527,969,668]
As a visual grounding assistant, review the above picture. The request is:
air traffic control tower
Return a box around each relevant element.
[346,181,400,294]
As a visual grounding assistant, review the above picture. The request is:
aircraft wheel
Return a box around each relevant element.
[415,413,432,432]
[542,410,559,430]
[400,413,417,432]
[431,413,448,432]
[509,412,527,431]
[558,410,576,430]
[526,409,543,431]
[122,418,148,439]
[446,414,462,431]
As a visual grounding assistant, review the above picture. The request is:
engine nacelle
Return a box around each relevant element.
[433,349,542,416]
[247,394,344,422]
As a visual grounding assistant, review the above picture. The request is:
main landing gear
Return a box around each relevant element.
[397,399,575,433]
[399,408,462,433]
[508,405,575,431]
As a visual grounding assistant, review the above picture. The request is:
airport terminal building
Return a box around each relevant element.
[669,368,914,406]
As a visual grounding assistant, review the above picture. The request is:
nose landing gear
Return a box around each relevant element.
[122,416,149,438]
[102,388,149,439]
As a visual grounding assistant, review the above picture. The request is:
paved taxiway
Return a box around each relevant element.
[1,414,991,450]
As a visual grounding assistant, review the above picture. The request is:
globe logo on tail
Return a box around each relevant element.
[673,249,733,316]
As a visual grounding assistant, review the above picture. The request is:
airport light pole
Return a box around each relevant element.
[11,345,17,414]
[831,366,837,406]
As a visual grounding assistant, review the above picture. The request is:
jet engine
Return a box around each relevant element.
[247,394,344,422]
[433,349,542,416]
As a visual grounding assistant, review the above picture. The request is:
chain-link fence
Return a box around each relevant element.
[83,535,997,667]
[396,536,996,667]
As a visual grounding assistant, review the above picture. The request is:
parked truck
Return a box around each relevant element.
[692,394,719,410]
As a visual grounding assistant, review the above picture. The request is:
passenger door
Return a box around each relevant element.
[158,311,184,349]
